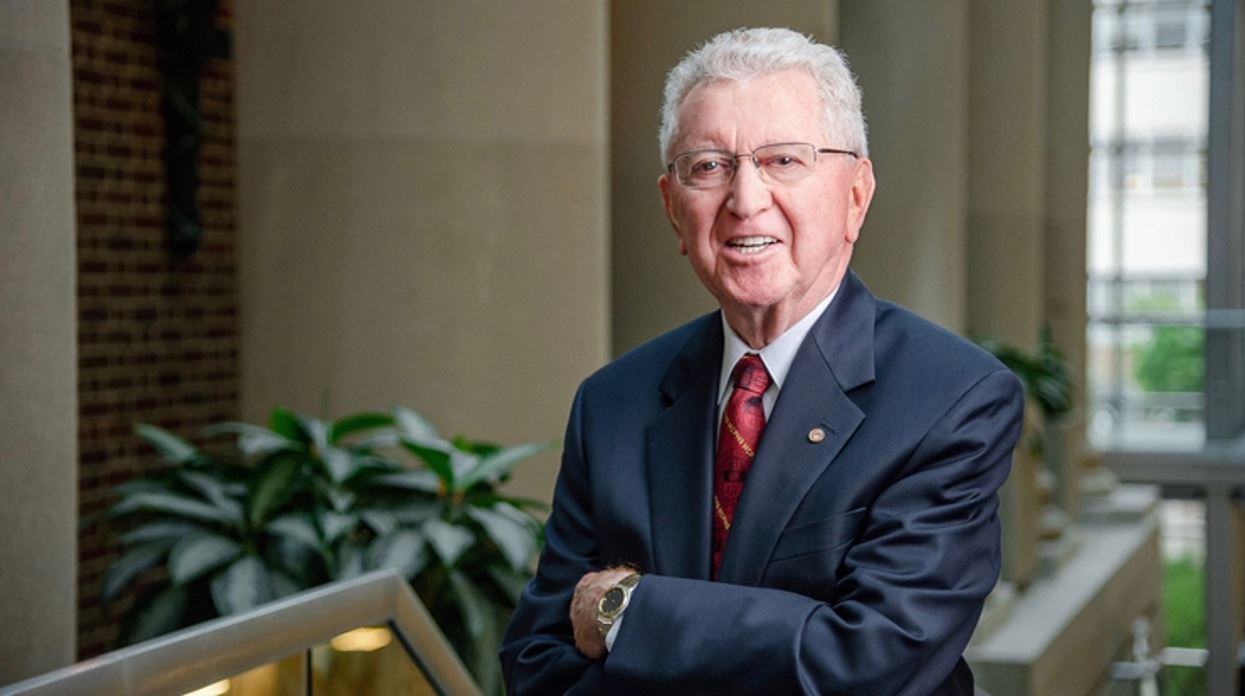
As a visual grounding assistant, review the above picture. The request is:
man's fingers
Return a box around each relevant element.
[570,570,607,659]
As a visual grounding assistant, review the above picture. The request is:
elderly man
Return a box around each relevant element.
[500,27,1023,695]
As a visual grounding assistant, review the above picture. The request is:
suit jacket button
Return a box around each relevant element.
[807,427,826,443]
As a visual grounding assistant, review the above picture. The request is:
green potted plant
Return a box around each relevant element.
[99,405,552,694]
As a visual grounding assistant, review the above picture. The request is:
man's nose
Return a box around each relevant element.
[725,156,773,219]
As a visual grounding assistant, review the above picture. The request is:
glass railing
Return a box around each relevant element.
[0,570,480,696]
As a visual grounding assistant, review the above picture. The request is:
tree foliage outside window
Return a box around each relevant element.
[1129,293,1205,395]
[1134,325,1205,393]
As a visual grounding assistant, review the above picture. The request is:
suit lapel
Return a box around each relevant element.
[646,315,722,580]
[717,272,877,585]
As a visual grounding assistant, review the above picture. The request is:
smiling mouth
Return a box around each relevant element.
[727,236,779,254]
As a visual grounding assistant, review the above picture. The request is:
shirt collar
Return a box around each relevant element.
[717,286,839,406]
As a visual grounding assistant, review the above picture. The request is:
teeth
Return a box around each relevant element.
[728,236,777,254]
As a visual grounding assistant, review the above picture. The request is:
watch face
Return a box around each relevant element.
[600,587,626,614]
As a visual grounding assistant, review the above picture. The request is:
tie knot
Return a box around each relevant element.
[732,354,771,395]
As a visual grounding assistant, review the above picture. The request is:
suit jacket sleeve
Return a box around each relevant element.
[499,383,616,694]
[502,369,1024,695]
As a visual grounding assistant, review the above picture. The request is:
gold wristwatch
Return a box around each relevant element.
[595,572,641,638]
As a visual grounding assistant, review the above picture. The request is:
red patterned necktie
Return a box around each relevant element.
[712,353,771,579]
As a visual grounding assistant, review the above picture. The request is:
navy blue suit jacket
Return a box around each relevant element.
[501,272,1025,695]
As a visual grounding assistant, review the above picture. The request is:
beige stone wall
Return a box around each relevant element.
[0,0,78,683]
[608,0,838,355]
[235,1,610,504]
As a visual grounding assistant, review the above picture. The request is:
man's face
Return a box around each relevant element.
[658,70,875,328]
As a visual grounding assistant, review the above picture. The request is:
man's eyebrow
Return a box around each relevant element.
[676,141,730,153]
[674,131,734,151]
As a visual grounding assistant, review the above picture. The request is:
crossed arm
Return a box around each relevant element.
[499,370,1024,695]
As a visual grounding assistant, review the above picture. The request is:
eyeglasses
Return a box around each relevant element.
[667,142,859,189]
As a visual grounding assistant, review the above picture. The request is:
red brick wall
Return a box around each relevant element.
[72,0,238,658]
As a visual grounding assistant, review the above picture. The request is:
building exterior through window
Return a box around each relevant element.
[1088,0,1212,450]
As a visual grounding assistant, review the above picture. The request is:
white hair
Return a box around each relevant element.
[658,27,869,164]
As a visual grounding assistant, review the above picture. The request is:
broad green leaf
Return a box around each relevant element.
[272,536,318,582]
[270,571,301,599]
[269,513,322,551]
[374,469,441,493]
[473,493,551,513]
[134,423,198,465]
[472,603,506,695]
[203,422,298,457]
[448,568,506,691]
[123,585,188,645]
[400,440,455,491]
[320,445,357,483]
[177,469,228,501]
[101,543,171,603]
[119,521,207,546]
[330,412,394,444]
[366,530,428,579]
[466,504,537,571]
[210,556,275,615]
[326,487,356,513]
[270,407,310,444]
[299,414,331,451]
[336,544,365,580]
[458,440,556,490]
[248,454,302,528]
[111,478,172,498]
[447,569,487,639]
[111,492,238,526]
[360,509,399,537]
[319,510,357,545]
[484,564,531,605]
[449,449,481,485]
[342,452,400,474]
[423,518,475,568]
[178,470,245,524]
[351,430,400,450]
[392,499,441,525]
[168,533,241,585]
[451,435,501,457]
[393,406,441,441]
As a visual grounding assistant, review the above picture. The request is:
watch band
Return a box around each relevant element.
[595,572,641,638]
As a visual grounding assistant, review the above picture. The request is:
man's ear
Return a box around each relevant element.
[845,158,876,244]
[658,173,688,255]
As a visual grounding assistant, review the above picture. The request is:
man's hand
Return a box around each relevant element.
[570,566,636,660]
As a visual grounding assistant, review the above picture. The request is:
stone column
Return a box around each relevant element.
[968,0,1052,587]
[0,0,79,683]
[967,0,1048,348]
[840,0,970,332]
[1043,0,1092,520]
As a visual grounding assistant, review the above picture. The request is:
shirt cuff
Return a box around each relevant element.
[604,614,623,651]
[604,574,640,652]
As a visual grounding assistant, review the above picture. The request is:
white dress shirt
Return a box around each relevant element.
[715,287,839,424]
[604,286,840,651]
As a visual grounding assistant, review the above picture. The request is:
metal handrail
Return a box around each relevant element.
[0,570,481,696]
[1106,448,1245,696]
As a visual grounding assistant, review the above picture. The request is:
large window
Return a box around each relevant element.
[1088,0,1212,449]
[1091,3,1245,691]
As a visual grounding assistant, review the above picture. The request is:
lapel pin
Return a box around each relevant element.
[807,427,826,443]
